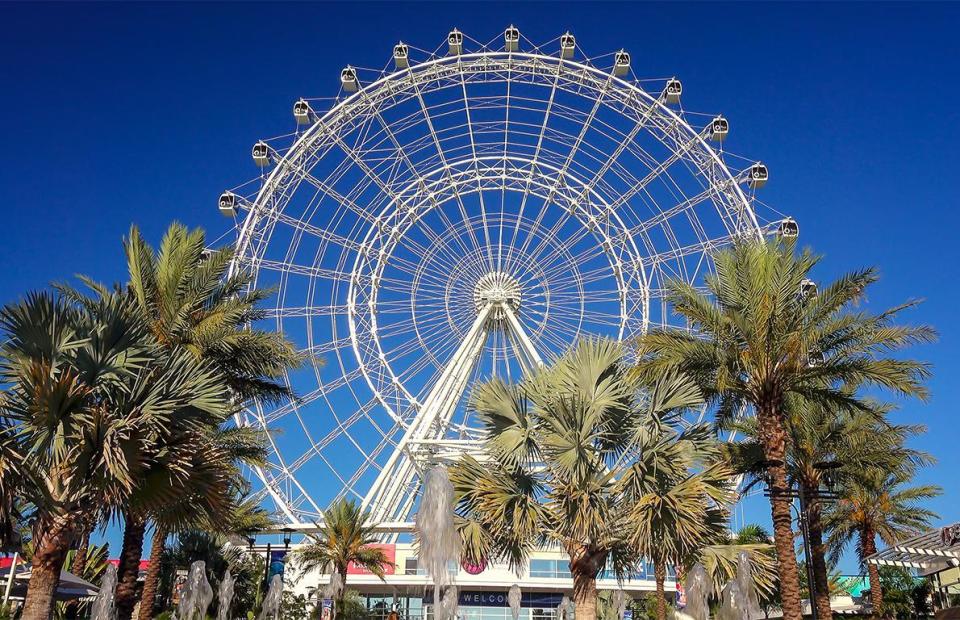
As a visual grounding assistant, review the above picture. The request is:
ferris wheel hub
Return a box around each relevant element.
[473,271,522,321]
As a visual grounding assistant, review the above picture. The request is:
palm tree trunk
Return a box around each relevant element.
[654,560,668,620]
[64,527,91,620]
[335,565,348,620]
[860,527,883,618]
[115,513,148,620]
[572,569,598,620]
[757,403,803,620]
[137,524,167,620]
[803,485,833,620]
[21,514,76,620]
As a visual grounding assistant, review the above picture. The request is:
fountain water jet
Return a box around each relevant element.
[177,561,214,620]
[683,564,710,620]
[612,589,627,620]
[216,569,235,620]
[718,553,760,620]
[90,563,118,620]
[437,585,459,620]
[508,584,522,620]
[415,465,461,620]
[734,552,760,620]
[558,594,571,620]
[259,574,283,620]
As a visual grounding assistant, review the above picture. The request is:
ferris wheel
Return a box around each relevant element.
[220,28,794,529]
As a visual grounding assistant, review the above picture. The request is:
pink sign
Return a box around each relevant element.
[347,544,396,575]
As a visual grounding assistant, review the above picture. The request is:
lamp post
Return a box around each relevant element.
[760,459,841,620]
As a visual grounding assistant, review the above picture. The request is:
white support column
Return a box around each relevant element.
[502,304,544,371]
[362,304,494,523]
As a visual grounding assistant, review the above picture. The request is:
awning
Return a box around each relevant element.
[0,564,99,601]
[865,523,960,574]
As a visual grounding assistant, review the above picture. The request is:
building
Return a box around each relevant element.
[263,542,676,620]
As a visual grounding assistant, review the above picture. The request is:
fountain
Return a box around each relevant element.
[216,569,235,620]
[414,465,461,620]
[717,553,760,620]
[508,584,522,620]
[90,563,118,620]
[734,552,760,620]
[558,594,571,620]
[612,589,627,620]
[259,574,284,620]
[437,585,459,620]
[682,564,710,620]
[177,561,214,620]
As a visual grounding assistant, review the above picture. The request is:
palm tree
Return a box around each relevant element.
[65,223,303,620]
[633,239,934,620]
[725,399,928,620]
[825,465,939,615]
[451,338,705,620]
[293,499,393,615]
[617,406,733,620]
[121,223,303,404]
[0,291,231,619]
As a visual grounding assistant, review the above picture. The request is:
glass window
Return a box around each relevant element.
[529,559,570,578]
[404,558,426,575]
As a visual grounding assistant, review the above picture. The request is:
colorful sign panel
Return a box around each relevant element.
[268,550,288,581]
[423,591,565,607]
[347,544,396,575]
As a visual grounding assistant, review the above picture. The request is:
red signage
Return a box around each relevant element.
[461,558,487,575]
[347,544,396,575]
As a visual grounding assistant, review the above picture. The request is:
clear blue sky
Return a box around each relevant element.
[2,2,958,572]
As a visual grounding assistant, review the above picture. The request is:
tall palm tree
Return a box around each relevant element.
[825,466,939,615]
[725,400,927,620]
[293,499,394,615]
[0,291,231,619]
[451,338,705,620]
[633,239,934,620]
[66,223,303,620]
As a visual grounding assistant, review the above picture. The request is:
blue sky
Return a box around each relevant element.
[2,2,958,572]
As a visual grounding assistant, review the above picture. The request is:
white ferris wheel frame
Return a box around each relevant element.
[224,30,783,531]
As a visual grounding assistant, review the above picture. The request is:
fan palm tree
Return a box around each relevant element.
[617,409,733,620]
[64,223,303,620]
[293,499,393,616]
[725,399,928,620]
[825,465,939,615]
[632,239,934,620]
[0,291,232,619]
[450,338,705,620]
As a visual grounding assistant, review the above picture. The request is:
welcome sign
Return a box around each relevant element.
[422,591,565,608]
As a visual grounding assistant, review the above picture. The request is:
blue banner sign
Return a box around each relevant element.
[423,591,565,608]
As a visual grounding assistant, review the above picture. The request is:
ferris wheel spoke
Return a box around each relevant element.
[408,77,485,256]
[249,258,352,283]
[504,60,563,270]
[459,74,497,272]
[514,72,613,264]
[364,106,482,267]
